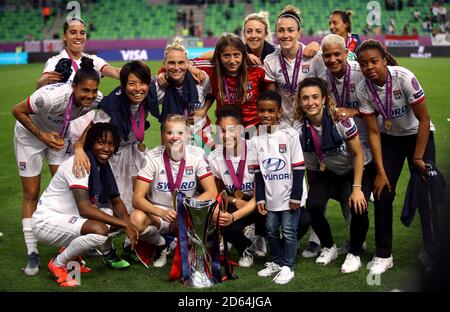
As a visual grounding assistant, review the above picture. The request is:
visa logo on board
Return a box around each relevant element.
[120,50,148,61]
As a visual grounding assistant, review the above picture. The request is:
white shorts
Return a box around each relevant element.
[32,208,112,247]
[14,122,69,177]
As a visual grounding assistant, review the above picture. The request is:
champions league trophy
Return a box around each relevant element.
[170,190,233,288]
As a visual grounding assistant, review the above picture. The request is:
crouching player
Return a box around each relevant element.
[32,123,139,287]
[131,114,217,267]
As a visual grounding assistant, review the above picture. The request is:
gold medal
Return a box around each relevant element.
[137,142,146,152]
[319,162,326,172]
[234,190,244,199]
[384,120,393,131]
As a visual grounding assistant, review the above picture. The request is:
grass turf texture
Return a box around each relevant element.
[0,59,449,292]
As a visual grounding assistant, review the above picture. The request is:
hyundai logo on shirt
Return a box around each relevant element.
[262,158,286,172]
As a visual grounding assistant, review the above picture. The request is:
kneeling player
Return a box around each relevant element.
[32,123,139,287]
[131,114,217,267]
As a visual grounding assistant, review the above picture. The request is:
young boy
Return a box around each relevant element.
[248,90,307,285]
[32,123,139,287]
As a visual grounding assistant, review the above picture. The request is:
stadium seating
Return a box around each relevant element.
[0,0,448,42]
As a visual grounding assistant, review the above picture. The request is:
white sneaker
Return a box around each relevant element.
[23,252,40,276]
[272,266,295,285]
[253,236,267,257]
[341,253,362,273]
[368,256,394,274]
[257,262,282,277]
[315,244,338,265]
[238,248,254,267]
[153,247,170,267]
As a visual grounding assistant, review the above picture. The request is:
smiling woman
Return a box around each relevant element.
[71,61,158,235]
[36,17,121,89]
[11,57,102,277]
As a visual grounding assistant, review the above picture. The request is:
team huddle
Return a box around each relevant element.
[12,5,439,288]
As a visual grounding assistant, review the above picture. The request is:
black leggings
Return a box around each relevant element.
[222,204,266,256]
[306,162,375,255]
[374,132,436,258]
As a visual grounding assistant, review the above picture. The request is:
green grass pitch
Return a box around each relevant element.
[0,58,449,292]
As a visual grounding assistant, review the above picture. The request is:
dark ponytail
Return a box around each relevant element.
[73,56,100,86]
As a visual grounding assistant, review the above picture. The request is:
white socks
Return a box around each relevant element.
[141,225,157,237]
[54,234,107,267]
[22,218,38,255]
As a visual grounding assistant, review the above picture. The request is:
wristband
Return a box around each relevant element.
[352,184,362,188]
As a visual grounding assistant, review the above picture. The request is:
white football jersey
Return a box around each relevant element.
[293,117,370,175]
[43,49,108,84]
[36,156,89,216]
[264,43,323,124]
[137,145,212,210]
[22,82,102,134]
[208,142,254,196]
[357,66,435,136]
[318,60,371,157]
[248,126,307,211]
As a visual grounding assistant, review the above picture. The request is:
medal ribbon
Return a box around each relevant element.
[66,49,79,72]
[223,140,247,193]
[59,95,74,138]
[129,103,145,142]
[163,149,186,193]
[365,71,393,121]
[329,64,351,107]
[279,46,302,96]
[307,120,325,166]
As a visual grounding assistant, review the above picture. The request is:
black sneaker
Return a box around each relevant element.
[103,249,130,269]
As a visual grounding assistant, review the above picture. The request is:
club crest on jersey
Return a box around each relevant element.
[411,77,420,91]
[19,161,26,171]
[68,216,78,224]
[247,83,253,91]
[341,117,351,128]
[224,170,230,175]
[160,169,165,175]
[262,158,286,172]
[349,83,356,93]
[185,166,194,175]
[393,89,403,100]
[279,144,287,153]
[302,64,310,73]
[247,165,256,174]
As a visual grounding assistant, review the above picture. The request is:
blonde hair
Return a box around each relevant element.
[164,36,188,60]
[242,11,273,43]
[162,114,189,131]
[321,34,346,50]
